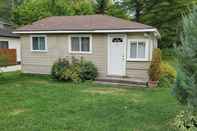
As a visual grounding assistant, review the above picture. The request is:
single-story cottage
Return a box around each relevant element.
[14,15,160,83]
[0,21,21,62]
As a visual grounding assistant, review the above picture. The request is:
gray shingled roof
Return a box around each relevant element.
[16,15,155,31]
[0,28,19,38]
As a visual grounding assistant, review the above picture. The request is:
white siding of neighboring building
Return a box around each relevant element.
[0,37,21,62]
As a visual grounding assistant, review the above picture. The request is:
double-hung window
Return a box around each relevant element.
[0,41,9,49]
[31,35,47,52]
[127,39,148,61]
[70,35,92,53]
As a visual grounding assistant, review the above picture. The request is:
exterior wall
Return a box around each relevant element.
[20,32,157,81]
[0,37,21,62]
[21,34,108,76]
[126,32,157,81]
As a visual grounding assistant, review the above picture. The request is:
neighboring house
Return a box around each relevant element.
[0,21,21,63]
[14,15,160,82]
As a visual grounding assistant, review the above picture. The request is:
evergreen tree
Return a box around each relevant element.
[141,0,195,48]
[121,0,195,48]
[173,7,197,112]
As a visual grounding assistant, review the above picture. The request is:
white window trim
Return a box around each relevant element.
[127,39,149,61]
[30,35,48,52]
[68,34,92,54]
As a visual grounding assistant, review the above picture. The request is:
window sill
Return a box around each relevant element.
[127,58,149,62]
[31,50,48,53]
[69,51,92,54]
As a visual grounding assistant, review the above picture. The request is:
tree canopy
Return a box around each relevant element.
[11,0,129,26]
[1,0,197,49]
[0,0,24,22]
[121,0,196,48]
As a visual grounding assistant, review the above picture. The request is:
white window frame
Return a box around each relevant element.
[68,34,92,54]
[30,35,48,52]
[127,39,149,61]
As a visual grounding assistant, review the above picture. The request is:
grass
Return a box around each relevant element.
[0,72,182,131]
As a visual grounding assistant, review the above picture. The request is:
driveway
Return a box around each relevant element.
[0,65,21,72]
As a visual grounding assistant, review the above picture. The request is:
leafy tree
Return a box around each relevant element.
[12,0,52,25]
[70,0,95,15]
[173,7,197,112]
[0,0,12,22]
[121,0,143,22]
[48,0,74,16]
[107,1,130,19]
[0,0,24,22]
[11,0,95,26]
[94,0,113,14]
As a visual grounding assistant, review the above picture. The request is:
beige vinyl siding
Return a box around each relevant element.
[21,32,157,81]
[0,37,21,62]
[126,62,150,81]
[126,32,156,81]
[21,34,108,77]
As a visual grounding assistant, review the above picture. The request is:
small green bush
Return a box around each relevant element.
[51,58,70,80]
[60,60,81,83]
[60,68,71,81]
[69,65,81,83]
[161,62,176,79]
[174,110,197,130]
[51,57,98,83]
[158,62,177,88]
[80,60,98,81]
[149,48,161,81]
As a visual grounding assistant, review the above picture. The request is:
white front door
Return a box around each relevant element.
[108,34,126,76]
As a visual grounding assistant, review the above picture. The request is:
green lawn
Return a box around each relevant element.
[0,72,182,131]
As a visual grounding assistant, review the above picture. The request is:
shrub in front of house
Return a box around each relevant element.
[51,58,70,80]
[60,58,81,83]
[158,62,176,88]
[80,60,98,81]
[148,48,161,87]
[51,57,98,83]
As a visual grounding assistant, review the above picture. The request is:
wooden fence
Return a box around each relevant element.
[0,49,16,65]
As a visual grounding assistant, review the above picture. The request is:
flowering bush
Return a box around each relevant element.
[158,62,176,88]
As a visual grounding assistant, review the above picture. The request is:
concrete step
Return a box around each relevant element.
[96,78,147,87]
